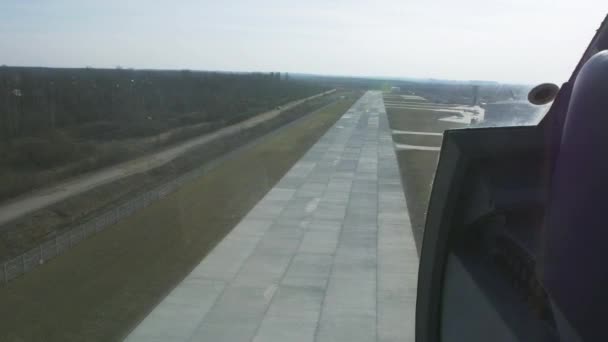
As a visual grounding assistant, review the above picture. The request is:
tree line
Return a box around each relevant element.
[0,66,322,141]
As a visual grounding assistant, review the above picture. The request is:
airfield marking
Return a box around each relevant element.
[391,130,443,136]
[394,143,441,151]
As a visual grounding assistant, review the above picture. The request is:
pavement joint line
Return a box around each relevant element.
[312,106,365,342]
[249,105,352,341]
[126,91,418,342]
[394,143,441,151]
[182,179,297,342]
[391,129,443,136]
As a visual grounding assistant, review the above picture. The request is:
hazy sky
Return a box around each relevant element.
[0,0,605,83]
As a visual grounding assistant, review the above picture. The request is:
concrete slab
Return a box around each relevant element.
[124,91,419,342]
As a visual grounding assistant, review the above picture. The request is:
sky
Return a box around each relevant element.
[0,0,606,84]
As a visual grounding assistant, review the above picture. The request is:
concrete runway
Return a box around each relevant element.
[126,91,418,342]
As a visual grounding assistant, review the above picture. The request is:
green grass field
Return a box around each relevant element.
[0,92,360,342]
[386,107,463,132]
[384,94,466,251]
[397,150,440,249]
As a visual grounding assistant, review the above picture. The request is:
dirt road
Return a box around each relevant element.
[0,92,357,342]
[0,90,334,227]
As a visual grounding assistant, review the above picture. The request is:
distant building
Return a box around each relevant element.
[471,85,479,106]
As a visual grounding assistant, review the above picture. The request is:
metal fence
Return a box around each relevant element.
[0,162,207,285]
[0,89,338,285]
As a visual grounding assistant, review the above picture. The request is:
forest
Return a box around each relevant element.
[0,67,327,200]
[0,67,326,140]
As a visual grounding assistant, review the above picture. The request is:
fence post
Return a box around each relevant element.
[3,262,7,284]
[39,245,43,264]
